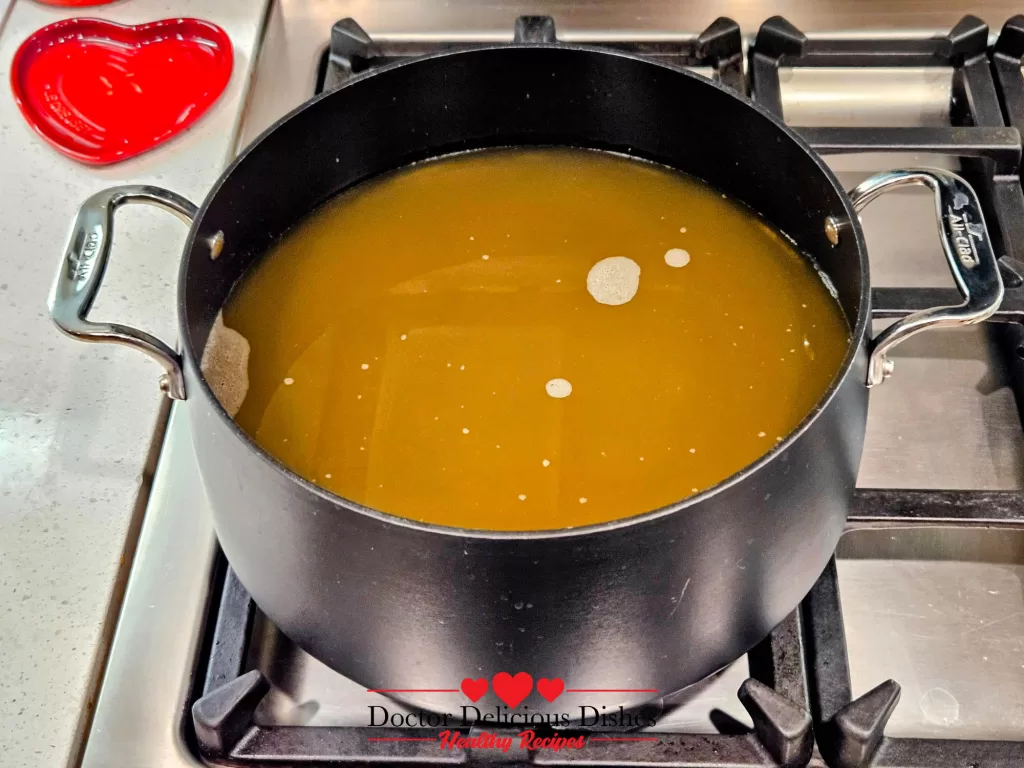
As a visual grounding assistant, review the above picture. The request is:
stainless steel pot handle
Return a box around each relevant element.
[47,185,198,400]
[849,168,1005,387]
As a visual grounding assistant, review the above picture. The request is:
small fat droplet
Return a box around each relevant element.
[462,428,470,434]
[664,248,690,268]
[481,254,489,260]
[283,377,294,385]
[758,431,766,437]
[325,473,332,479]
[546,378,572,398]
[400,334,407,340]
[542,459,550,467]
[579,497,588,504]
[689,448,696,454]
[518,494,527,501]
[360,363,369,370]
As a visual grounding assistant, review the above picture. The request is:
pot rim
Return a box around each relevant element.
[178,42,872,541]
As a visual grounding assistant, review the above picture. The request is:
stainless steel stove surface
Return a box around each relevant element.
[78,3,1024,767]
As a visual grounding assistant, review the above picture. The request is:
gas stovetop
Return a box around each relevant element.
[79,7,1024,768]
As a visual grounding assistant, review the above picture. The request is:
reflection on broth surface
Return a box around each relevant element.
[215,148,849,530]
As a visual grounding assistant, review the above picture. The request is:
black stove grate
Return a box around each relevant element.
[189,16,1024,768]
[322,15,745,94]
[193,566,818,767]
[751,14,1024,321]
[994,16,1024,139]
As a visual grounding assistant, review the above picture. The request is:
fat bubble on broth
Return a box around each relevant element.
[586,256,641,305]
[211,147,850,531]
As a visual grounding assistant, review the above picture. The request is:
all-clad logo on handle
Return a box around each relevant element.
[70,225,102,287]
[947,190,983,268]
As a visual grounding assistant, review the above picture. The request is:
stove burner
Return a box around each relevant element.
[188,15,1024,767]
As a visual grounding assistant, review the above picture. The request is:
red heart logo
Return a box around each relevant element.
[461,677,488,702]
[492,672,533,708]
[11,18,233,165]
[536,677,565,703]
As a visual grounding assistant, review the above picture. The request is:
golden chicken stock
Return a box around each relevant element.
[210,148,849,530]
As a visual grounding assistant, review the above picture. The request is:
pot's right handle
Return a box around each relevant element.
[848,168,1005,387]
[48,185,198,400]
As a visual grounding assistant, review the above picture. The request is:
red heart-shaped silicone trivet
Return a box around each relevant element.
[33,2,118,6]
[492,672,533,708]
[10,17,232,164]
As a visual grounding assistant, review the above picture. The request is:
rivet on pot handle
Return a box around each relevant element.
[848,168,1005,387]
[48,185,198,400]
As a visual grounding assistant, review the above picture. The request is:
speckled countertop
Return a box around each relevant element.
[0,1,267,766]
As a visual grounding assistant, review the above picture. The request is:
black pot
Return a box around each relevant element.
[49,43,1003,715]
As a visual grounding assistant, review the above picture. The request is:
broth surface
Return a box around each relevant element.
[219,148,849,530]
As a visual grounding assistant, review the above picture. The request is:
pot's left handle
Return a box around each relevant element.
[48,185,198,400]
